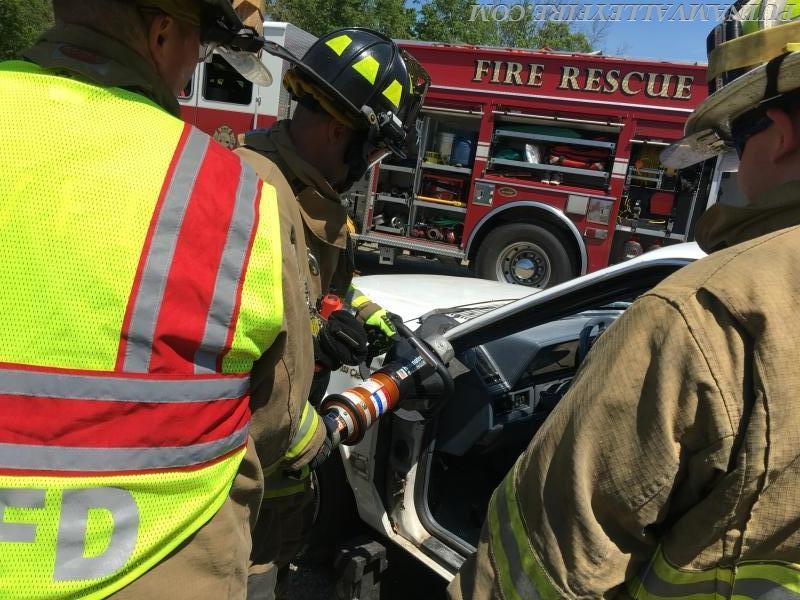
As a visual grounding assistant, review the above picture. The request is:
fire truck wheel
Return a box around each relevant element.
[475,223,573,288]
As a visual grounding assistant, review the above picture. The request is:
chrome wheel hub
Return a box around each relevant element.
[496,242,551,287]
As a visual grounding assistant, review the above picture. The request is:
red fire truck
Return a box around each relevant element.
[355,41,721,288]
[179,24,729,288]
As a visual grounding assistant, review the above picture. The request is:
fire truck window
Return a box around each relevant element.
[202,55,253,105]
[179,76,193,99]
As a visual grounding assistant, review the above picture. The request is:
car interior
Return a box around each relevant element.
[371,258,692,570]
[425,304,630,547]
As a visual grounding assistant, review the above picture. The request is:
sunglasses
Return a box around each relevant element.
[730,111,774,159]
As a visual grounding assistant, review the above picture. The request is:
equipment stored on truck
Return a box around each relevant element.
[177,22,731,288]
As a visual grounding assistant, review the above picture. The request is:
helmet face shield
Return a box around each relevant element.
[660,128,730,168]
[372,48,431,159]
[398,48,430,137]
[366,146,393,169]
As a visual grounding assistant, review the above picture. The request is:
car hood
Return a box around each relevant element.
[350,274,532,323]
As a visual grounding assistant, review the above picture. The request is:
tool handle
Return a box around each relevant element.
[320,294,345,319]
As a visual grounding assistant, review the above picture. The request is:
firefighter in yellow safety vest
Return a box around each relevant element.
[449,1,800,598]
[0,0,314,598]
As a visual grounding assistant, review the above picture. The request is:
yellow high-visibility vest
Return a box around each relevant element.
[0,60,283,598]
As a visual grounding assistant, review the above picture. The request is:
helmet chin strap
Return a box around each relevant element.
[341,135,370,192]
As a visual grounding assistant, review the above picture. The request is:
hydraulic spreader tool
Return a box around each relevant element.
[319,315,454,447]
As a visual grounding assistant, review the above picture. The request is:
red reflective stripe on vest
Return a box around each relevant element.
[150,141,245,373]
[0,394,248,448]
[122,127,210,373]
[0,364,251,472]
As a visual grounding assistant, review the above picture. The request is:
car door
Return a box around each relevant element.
[375,244,704,577]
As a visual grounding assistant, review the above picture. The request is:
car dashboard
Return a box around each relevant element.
[435,308,628,456]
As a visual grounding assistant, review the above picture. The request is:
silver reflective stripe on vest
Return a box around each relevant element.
[636,548,800,600]
[124,128,210,373]
[637,560,728,597]
[0,425,248,472]
[0,367,249,402]
[194,162,259,373]
[734,579,800,599]
[491,474,543,600]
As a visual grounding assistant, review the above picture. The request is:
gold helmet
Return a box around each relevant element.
[232,0,264,35]
[662,0,800,167]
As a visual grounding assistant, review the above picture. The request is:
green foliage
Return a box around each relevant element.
[267,0,592,52]
[0,0,53,61]
[514,21,592,52]
[266,0,416,39]
[0,0,590,60]
[416,0,592,51]
[415,0,499,45]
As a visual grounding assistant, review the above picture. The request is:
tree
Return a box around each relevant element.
[366,0,417,40]
[415,0,500,45]
[415,0,591,52]
[0,0,53,61]
[268,0,590,51]
[266,0,415,39]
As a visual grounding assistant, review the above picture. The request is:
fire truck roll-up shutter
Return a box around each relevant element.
[422,106,483,119]
[492,110,624,133]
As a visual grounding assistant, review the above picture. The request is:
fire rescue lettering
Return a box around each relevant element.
[0,487,137,581]
[472,59,694,100]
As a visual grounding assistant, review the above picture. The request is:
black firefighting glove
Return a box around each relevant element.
[314,310,368,371]
[307,414,340,472]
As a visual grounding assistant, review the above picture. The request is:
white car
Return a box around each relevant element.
[314,243,706,594]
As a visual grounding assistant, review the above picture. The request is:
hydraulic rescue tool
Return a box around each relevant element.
[319,315,454,448]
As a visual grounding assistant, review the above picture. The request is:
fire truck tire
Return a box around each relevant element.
[305,453,359,564]
[475,223,573,288]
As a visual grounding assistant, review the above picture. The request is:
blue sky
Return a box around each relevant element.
[464,0,722,63]
[586,3,712,62]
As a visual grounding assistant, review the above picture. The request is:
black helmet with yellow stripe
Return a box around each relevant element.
[264,28,430,168]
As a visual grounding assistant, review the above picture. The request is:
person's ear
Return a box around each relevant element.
[328,118,350,147]
[767,106,800,162]
[147,13,171,61]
